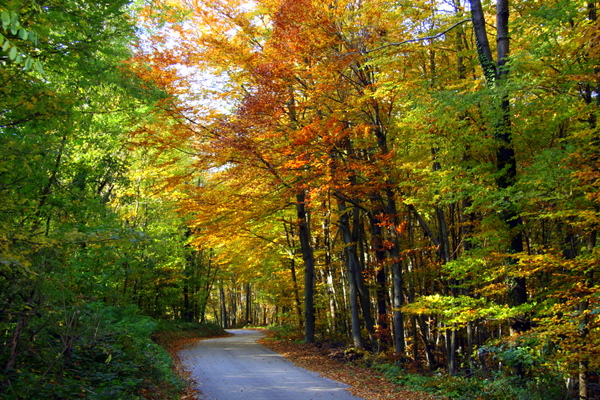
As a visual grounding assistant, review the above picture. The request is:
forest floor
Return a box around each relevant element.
[163,328,441,400]
[257,331,441,400]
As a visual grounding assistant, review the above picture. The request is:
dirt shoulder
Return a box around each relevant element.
[257,331,440,400]
[164,328,440,400]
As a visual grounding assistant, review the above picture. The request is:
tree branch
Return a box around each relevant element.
[366,19,472,54]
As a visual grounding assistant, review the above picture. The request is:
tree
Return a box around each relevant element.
[136,0,600,394]
[0,1,197,396]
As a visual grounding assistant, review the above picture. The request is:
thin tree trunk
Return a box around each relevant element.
[4,292,36,375]
[245,283,251,325]
[183,283,192,322]
[384,189,406,354]
[392,256,405,354]
[326,266,338,334]
[338,198,363,349]
[284,220,304,327]
[296,190,316,343]
[370,210,390,347]
[418,315,437,371]
[231,285,237,328]
[353,206,377,348]
[467,320,474,370]
[322,202,338,335]
[219,283,228,329]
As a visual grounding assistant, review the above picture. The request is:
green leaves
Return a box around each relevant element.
[8,43,16,59]
[0,9,42,73]
[402,294,538,327]
[0,2,190,397]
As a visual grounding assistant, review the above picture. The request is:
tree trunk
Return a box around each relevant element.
[245,283,251,325]
[4,308,32,374]
[338,198,363,349]
[183,283,192,322]
[370,210,390,347]
[296,190,316,343]
[468,0,495,83]
[219,283,228,328]
[418,315,437,371]
[284,219,304,327]
[392,255,405,354]
[353,206,377,348]
[325,266,338,334]
[469,0,527,330]
[231,285,237,328]
[384,188,406,354]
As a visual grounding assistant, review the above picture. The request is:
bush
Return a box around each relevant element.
[373,361,570,400]
[0,302,186,400]
[267,323,303,341]
[152,320,226,346]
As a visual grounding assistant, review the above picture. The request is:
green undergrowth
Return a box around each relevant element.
[1,302,186,400]
[373,362,571,400]
[257,324,572,400]
[152,320,225,347]
[264,323,304,343]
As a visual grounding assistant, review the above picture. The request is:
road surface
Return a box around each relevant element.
[178,329,364,400]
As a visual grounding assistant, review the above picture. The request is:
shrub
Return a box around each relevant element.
[373,361,570,400]
[1,302,186,400]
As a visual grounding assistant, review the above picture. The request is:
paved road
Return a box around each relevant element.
[178,329,364,400]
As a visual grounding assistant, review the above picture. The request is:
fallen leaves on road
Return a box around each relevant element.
[164,329,442,400]
[258,333,442,400]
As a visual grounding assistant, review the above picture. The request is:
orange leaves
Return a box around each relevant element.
[271,0,336,58]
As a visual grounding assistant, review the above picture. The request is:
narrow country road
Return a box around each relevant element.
[178,329,365,400]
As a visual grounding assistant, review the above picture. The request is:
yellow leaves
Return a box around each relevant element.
[401,294,532,327]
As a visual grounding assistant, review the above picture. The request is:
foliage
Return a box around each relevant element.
[375,362,570,400]
[3,0,599,397]
[1,302,185,400]
[266,324,304,342]
[134,0,600,394]
[0,0,213,398]
[153,320,226,345]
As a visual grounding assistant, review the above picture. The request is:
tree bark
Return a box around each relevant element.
[468,0,496,83]
[219,283,228,328]
[338,198,363,349]
[296,190,316,343]
[245,283,251,325]
[370,210,390,347]
[284,219,304,327]
[469,0,527,330]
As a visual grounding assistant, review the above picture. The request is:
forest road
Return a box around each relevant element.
[178,329,365,400]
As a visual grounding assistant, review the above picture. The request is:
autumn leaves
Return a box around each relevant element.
[138,0,600,389]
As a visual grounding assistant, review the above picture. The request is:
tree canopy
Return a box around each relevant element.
[2,0,599,399]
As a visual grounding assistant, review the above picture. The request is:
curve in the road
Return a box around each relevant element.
[178,329,364,400]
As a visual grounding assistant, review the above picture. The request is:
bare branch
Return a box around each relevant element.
[366,19,472,54]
